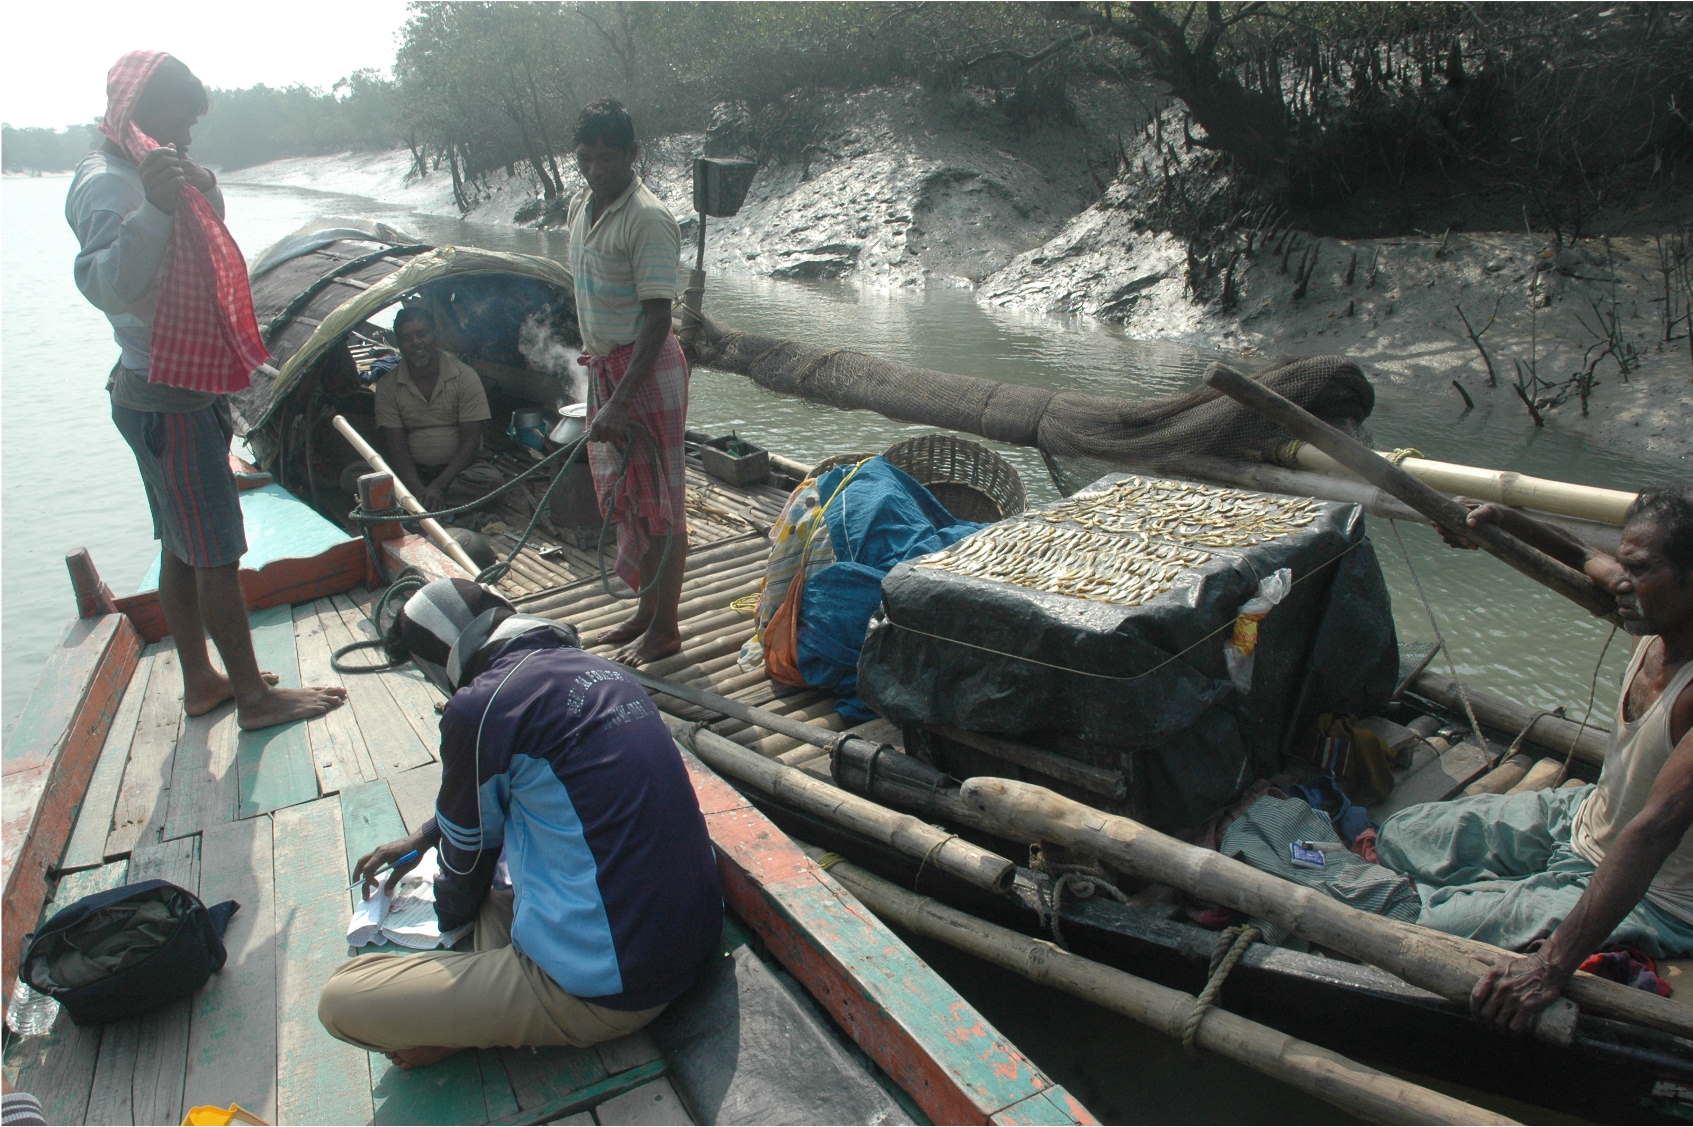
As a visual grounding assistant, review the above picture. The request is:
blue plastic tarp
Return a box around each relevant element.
[794,458,982,719]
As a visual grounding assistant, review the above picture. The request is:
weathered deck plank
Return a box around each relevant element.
[595,1031,661,1077]
[184,817,277,1122]
[330,592,446,754]
[60,646,158,870]
[499,1044,606,1117]
[291,598,377,794]
[85,836,200,1126]
[338,779,407,877]
[106,641,182,857]
[594,1076,695,1126]
[386,763,442,834]
[316,602,436,775]
[338,780,508,1125]
[273,799,374,1126]
[161,683,239,843]
[2,861,131,1126]
[235,604,320,818]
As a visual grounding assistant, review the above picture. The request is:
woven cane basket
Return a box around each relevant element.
[882,433,1026,523]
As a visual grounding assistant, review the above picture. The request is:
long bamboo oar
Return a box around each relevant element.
[1204,365,1621,625]
[958,777,1589,1043]
[960,777,1693,1044]
[330,414,482,576]
[668,718,1015,895]
[806,847,1518,1126]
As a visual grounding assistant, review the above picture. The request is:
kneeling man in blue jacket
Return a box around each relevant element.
[318,578,721,1068]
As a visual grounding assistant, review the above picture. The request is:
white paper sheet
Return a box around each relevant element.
[345,846,470,950]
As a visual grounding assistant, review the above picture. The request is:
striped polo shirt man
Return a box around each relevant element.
[565,177,681,356]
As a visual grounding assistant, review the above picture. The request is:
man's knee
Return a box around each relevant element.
[317,961,364,1043]
[317,957,395,1048]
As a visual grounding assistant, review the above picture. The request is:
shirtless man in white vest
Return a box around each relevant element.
[1378,485,1693,1033]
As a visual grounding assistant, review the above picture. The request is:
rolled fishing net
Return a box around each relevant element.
[689,317,1373,496]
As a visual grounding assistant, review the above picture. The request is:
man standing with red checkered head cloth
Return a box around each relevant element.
[567,98,690,668]
[67,51,345,729]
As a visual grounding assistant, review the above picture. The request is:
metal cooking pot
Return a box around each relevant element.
[550,402,589,445]
[507,408,549,451]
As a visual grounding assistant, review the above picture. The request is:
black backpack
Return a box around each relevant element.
[20,879,239,1026]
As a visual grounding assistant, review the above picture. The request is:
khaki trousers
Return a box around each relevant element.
[318,889,663,1052]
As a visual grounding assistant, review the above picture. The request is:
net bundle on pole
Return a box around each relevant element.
[690,318,1374,495]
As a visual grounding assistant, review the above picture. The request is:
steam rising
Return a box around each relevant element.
[518,312,589,404]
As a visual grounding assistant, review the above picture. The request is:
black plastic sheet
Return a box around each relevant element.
[858,473,1399,833]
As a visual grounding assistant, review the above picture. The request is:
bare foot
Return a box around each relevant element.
[185,670,279,717]
[235,684,348,731]
[384,1045,459,1071]
[593,613,651,651]
[611,627,682,668]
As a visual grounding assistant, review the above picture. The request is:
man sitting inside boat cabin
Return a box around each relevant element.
[317,578,721,1068]
[373,306,491,512]
[1379,485,1693,1033]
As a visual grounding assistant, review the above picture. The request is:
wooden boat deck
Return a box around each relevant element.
[4,596,717,1126]
[3,465,934,1126]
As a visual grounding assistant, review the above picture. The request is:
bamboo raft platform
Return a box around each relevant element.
[471,443,792,601]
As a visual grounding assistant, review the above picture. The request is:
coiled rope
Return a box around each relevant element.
[331,422,678,673]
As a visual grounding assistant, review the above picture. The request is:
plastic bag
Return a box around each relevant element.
[1224,567,1292,694]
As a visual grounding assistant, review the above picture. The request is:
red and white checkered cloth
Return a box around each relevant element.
[102,50,269,394]
[583,335,690,588]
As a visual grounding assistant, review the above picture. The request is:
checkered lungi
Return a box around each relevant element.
[582,334,689,588]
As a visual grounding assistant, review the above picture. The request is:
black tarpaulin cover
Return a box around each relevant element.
[858,472,1398,833]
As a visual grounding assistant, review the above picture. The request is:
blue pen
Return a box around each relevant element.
[348,848,421,891]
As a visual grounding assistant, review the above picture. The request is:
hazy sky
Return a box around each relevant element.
[1,0,413,129]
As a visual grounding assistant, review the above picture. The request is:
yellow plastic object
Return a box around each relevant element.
[181,1105,270,1126]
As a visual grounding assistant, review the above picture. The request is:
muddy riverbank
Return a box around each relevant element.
[225,83,1691,471]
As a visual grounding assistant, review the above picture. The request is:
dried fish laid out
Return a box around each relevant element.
[915,475,1323,606]
[915,519,1212,607]
[1030,477,1321,548]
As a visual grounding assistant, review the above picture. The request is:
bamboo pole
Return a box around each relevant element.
[1162,456,1621,553]
[570,570,762,636]
[331,414,484,577]
[1410,670,1611,766]
[671,721,1015,894]
[1286,446,1636,527]
[961,777,1693,1043]
[1505,758,1566,794]
[808,848,1518,1127]
[958,776,1580,1045]
[1463,753,1535,796]
[1204,366,1621,625]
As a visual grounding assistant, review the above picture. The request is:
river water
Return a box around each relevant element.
[0,170,1679,1119]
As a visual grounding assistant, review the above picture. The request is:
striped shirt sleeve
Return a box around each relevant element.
[628,203,681,302]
